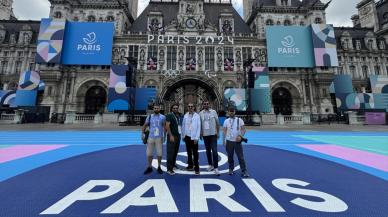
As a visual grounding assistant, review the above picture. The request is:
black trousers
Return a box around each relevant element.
[185,136,199,172]
[226,141,247,172]
[203,135,218,168]
[167,135,181,171]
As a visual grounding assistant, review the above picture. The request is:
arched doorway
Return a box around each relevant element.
[84,86,107,114]
[162,79,220,113]
[272,87,293,115]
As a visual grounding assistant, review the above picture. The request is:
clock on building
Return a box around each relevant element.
[185,18,197,29]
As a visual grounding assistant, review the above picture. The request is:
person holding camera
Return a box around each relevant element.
[141,104,166,175]
[222,106,249,178]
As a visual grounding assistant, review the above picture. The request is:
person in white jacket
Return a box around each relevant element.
[181,103,201,175]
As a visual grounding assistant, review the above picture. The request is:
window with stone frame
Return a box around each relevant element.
[242,47,252,62]
[205,46,215,71]
[54,11,62,19]
[375,66,381,75]
[362,65,368,78]
[349,65,356,77]
[315,17,322,24]
[284,20,291,26]
[167,46,177,70]
[87,15,96,22]
[300,21,305,26]
[0,61,7,74]
[186,46,196,71]
[281,0,288,6]
[106,16,115,22]
[224,47,234,71]
[128,45,139,59]
[266,19,274,26]
[15,61,22,74]
[29,63,35,71]
[147,45,158,71]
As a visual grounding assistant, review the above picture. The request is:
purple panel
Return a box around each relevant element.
[365,112,386,125]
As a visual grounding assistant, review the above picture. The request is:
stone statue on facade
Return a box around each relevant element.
[186,4,195,14]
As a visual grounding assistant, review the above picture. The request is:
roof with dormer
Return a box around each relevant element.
[129,1,252,33]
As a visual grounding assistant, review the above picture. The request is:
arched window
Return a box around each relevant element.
[87,15,96,22]
[349,65,356,78]
[362,65,368,78]
[106,16,115,22]
[54,11,62,19]
[277,21,281,25]
[284,20,291,26]
[266,19,274,26]
[300,21,305,26]
[315,17,322,24]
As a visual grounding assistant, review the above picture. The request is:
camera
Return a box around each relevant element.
[237,136,248,143]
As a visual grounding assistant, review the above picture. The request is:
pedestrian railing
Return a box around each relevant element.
[0,114,15,124]
[284,115,303,124]
[74,114,95,124]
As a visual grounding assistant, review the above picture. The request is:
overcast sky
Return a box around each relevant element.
[12,0,357,27]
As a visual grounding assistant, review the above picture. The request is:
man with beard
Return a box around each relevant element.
[165,104,182,175]
[199,100,220,176]
[182,103,201,175]
[222,106,249,177]
[142,104,166,175]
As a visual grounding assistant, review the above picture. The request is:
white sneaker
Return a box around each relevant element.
[207,166,214,172]
[214,168,220,176]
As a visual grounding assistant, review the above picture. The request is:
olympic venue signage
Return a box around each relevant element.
[40,177,348,215]
[148,34,235,45]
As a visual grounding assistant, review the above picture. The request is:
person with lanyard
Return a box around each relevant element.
[222,106,249,177]
[141,104,166,175]
[165,104,182,175]
[181,103,201,175]
[199,100,220,176]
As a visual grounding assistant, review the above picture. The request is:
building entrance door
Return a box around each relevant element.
[162,79,220,113]
[272,87,293,115]
[84,86,107,114]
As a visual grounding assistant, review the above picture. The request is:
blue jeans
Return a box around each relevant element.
[203,135,218,168]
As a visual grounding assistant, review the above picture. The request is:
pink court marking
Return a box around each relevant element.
[0,145,66,163]
[299,144,388,172]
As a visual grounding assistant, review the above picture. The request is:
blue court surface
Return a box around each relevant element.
[0,130,387,217]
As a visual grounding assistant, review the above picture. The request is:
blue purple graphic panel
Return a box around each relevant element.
[15,90,37,107]
[135,88,157,111]
[224,88,247,111]
[311,24,339,67]
[35,18,66,64]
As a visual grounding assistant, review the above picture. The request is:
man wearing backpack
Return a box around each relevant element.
[222,106,249,177]
[141,104,166,175]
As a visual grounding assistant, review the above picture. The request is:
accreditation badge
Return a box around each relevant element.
[204,121,210,130]
[154,128,160,137]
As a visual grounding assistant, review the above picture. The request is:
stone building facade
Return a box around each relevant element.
[0,0,387,116]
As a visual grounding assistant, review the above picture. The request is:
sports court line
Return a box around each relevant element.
[299,145,388,172]
[0,145,66,163]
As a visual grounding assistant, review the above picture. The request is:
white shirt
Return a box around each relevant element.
[223,117,244,142]
[182,112,201,140]
[199,109,219,136]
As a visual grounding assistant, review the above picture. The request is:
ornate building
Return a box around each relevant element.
[0,0,15,20]
[0,0,387,117]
